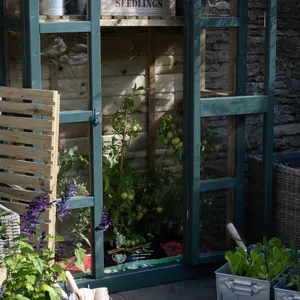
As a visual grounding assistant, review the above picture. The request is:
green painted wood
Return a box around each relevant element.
[64,196,94,209]
[263,0,277,238]
[40,21,91,33]
[200,17,239,28]
[200,95,267,117]
[60,110,93,123]
[182,0,190,265]
[200,178,236,192]
[183,0,201,266]
[0,16,21,30]
[20,0,41,89]
[88,0,104,279]
[234,0,249,234]
[76,262,222,293]
[0,0,6,87]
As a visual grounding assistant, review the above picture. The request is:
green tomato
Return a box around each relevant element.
[163,138,169,145]
[136,205,142,212]
[202,139,207,145]
[156,206,163,213]
[214,144,221,152]
[178,142,183,148]
[167,131,174,139]
[128,194,134,201]
[132,125,138,132]
[171,123,176,129]
[121,192,128,200]
[143,208,147,214]
[174,137,180,145]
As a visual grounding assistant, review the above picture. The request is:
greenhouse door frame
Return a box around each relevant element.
[183,0,277,265]
[0,0,277,293]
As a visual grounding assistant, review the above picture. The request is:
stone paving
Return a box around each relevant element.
[110,276,216,300]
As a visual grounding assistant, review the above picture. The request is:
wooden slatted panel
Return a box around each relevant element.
[0,87,60,237]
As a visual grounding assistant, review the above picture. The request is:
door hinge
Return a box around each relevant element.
[93,107,101,126]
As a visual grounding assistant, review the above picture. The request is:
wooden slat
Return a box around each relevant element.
[0,115,53,131]
[0,144,53,162]
[0,186,41,202]
[0,86,56,103]
[0,158,51,177]
[0,173,46,188]
[0,130,53,148]
[147,28,156,168]
[0,100,54,117]
[0,201,52,221]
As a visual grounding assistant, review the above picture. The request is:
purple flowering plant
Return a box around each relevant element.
[0,181,111,299]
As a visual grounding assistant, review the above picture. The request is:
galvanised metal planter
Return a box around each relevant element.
[40,0,65,15]
[274,271,300,300]
[215,262,284,300]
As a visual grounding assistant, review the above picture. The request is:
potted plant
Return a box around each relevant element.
[215,232,298,300]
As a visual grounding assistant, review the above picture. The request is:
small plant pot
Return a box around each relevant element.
[274,271,300,300]
[40,0,65,16]
[215,262,285,300]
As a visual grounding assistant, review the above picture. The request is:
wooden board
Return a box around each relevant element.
[0,87,60,237]
[100,0,175,16]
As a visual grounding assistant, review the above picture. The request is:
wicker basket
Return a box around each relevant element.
[247,154,300,248]
[0,204,20,263]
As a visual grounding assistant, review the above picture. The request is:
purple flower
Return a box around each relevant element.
[20,185,51,244]
[56,184,77,218]
[0,285,7,297]
[95,207,112,232]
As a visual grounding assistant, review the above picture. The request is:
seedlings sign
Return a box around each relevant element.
[101,0,175,16]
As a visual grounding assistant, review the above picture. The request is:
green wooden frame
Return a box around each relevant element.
[0,0,277,292]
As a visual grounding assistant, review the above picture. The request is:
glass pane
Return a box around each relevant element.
[5,31,22,88]
[103,107,183,273]
[245,114,263,244]
[201,116,228,180]
[59,122,91,196]
[4,0,19,16]
[201,29,232,97]
[41,33,89,111]
[55,208,92,279]
[201,0,231,18]
[200,189,229,253]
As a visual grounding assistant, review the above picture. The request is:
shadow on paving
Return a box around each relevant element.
[110,277,216,300]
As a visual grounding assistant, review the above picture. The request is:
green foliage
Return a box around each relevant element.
[1,236,65,300]
[57,145,90,244]
[225,237,297,281]
[102,85,222,248]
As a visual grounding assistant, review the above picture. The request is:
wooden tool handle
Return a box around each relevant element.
[66,271,79,293]
[226,223,247,250]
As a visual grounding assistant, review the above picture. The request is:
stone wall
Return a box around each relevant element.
[204,0,300,169]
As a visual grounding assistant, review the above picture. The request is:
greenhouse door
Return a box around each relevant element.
[183,0,277,265]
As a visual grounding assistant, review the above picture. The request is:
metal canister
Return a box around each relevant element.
[40,0,65,16]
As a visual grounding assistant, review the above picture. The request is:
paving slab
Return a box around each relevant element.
[110,276,216,300]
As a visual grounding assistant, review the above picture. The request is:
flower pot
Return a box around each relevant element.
[40,0,65,16]
[274,270,300,300]
[215,262,284,300]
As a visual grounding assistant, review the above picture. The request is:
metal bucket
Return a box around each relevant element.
[77,0,86,15]
[274,271,300,300]
[40,0,65,16]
